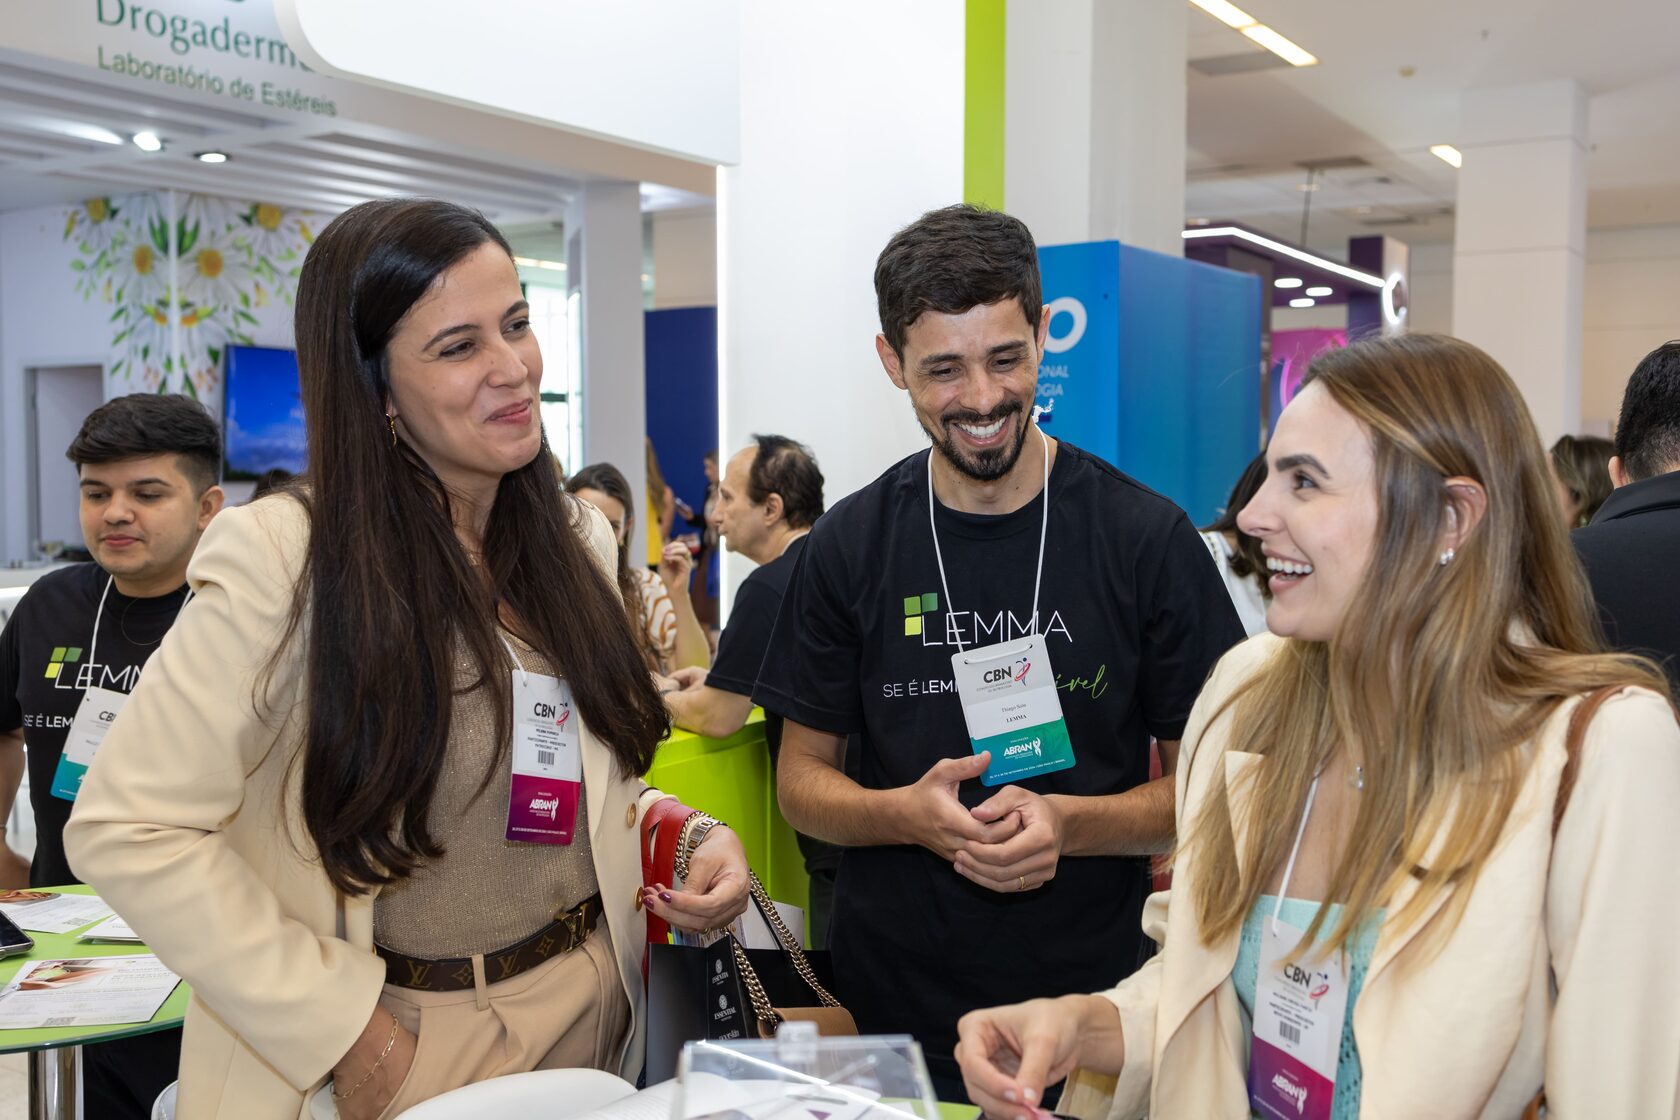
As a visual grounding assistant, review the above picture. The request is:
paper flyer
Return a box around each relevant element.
[0,890,112,935]
[0,954,180,1029]
[77,914,141,943]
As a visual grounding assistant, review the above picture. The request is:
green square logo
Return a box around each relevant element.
[904,616,923,637]
[920,592,939,613]
[903,596,920,617]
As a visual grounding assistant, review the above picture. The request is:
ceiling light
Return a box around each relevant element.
[1305,286,1333,297]
[513,256,567,272]
[131,131,162,152]
[1188,0,1256,30]
[1430,144,1463,169]
[60,123,124,145]
[194,150,229,164]
[1183,227,1384,288]
[1241,24,1317,66]
[1289,297,1316,308]
[1274,277,1304,289]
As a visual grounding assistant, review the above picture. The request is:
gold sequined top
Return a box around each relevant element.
[373,632,598,958]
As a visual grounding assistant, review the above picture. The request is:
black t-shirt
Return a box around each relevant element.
[706,536,808,758]
[753,442,1243,1078]
[0,564,191,887]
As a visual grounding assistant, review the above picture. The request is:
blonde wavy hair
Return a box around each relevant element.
[1187,333,1668,953]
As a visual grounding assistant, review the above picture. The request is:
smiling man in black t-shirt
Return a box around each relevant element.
[0,393,224,1120]
[754,205,1244,1099]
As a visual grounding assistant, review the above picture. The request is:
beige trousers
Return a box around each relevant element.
[373,926,631,1119]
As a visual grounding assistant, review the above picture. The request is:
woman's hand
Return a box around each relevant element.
[331,1004,417,1120]
[955,995,1121,1120]
[660,540,695,598]
[643,824,750,932]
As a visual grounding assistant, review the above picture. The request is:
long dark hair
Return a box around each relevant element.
[286,198,667,896]
[1200,451,1269,587]
[566,463,661,672]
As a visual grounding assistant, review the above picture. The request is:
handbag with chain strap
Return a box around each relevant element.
[728,871,858,1039]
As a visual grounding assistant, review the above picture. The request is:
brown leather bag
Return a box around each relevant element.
[730,872,858,1039]
[1522,685,1624,1120]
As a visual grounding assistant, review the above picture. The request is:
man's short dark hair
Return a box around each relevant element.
[874,204,1042,358]
[1614,341,1680,481]
[67,393,222,493]
[748,434,824,530]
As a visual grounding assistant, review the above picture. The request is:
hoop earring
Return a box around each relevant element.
[1439,548,1455,566]
[386,414,397,447]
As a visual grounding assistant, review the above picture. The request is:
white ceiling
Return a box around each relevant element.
[1185,0,1680,254]
[0,52,712,224]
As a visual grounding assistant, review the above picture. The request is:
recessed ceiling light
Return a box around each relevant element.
[1274,277,1305,289]
[194,150,229,164]
[1430,144,1463,169]
[131,131,162,152]
[1241,24,1317,66]
[1305,286,1333,297]
[1289,297,1317,308]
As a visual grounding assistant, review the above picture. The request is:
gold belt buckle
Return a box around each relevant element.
[559,899,589,949]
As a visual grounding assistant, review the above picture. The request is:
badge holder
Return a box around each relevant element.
[928,431,1075,787]
[500,634,584,845]
[1248,777,1350,1120]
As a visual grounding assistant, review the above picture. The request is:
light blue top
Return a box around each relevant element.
[1233,895,1382,1120]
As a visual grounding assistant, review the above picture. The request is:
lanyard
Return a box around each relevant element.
[496,631,530,687]
[86,574,194,670]
[1272,775,1320,935]
[926,430,1051,655]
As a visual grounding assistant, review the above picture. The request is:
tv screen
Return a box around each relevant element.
[223,345,305,481]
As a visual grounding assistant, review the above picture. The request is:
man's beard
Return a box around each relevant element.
[921,400,1029,482]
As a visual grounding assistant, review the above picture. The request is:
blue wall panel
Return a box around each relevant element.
[1038,241,1261,526]
[644,307,718,516]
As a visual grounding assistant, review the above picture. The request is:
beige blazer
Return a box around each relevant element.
[63,496,660,1120]
[1099,634,1680,1120]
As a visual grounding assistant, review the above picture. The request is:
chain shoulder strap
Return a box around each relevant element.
[729,871,843,1033]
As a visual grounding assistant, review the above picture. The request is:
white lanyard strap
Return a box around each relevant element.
[86,575,194,670]
[1272,775,1320,935]
[926,429,1051,655]
[496,632,530,689]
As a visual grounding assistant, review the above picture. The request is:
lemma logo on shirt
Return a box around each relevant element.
[43,647,84,680]
[901,592,939,637]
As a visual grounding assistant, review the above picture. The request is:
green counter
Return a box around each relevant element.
[646,710,809,915]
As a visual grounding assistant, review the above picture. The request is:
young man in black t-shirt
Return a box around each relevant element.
[663,435,845,944]
[754,206,1244,1099]
[0,394,225,1120]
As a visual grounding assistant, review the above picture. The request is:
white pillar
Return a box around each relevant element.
[1004,0,1186,255]
[568,181,649,565]
[719,0,964,603]
[1451,80,1587,444]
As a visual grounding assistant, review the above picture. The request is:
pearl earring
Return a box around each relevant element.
[1439,548,1455,566]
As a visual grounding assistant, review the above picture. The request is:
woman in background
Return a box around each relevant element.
[567,463,709,676]
[1198,452,1270,637]
[1549,433,1615,527]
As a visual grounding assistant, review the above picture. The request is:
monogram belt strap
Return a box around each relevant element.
[375,892,601,992]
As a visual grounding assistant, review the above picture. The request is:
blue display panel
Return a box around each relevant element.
[1037,241,1261,526]
[222,345,305,481]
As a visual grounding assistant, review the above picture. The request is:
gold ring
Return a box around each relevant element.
[1017,875,1027,892]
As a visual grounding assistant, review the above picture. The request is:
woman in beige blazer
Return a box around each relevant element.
[955,335,1680,1119]
[64,198,751,1120]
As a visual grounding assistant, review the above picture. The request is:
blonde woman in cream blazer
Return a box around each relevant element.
[955,335,1680,1119]
[1084,634,1675,1118]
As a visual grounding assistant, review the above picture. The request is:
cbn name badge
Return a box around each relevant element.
[1248,918,1350,1120]
[951,635,1075,786]
[52,686,129,801]
[505,670,583,844]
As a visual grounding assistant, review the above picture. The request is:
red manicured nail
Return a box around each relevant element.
[659,892,673,903]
